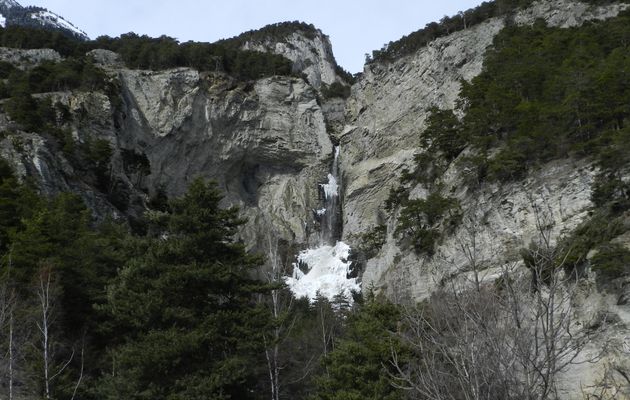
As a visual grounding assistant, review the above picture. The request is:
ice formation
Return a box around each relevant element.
[320,173,338,198]
[286,146,361,304]
[284,241,359,303]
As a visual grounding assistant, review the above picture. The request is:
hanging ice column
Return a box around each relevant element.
[285,146,361,303]
[320,146,341,244]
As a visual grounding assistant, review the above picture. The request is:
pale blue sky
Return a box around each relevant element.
[28,0,484,73]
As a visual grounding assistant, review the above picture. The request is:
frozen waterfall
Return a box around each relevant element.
[285,146,360,304]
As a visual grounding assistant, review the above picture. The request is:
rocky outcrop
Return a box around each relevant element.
[362,157,597,300]
[515,0,630,26]
[241,29,341,90]
[0,126,122,219]
[0,47,62,69]
[87,49,123,68]
[341,0,630,292]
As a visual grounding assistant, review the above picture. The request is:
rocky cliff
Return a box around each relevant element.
[339,1,630,397]
[344,0,629,303]
[238,25,342,90]
[0,62,334,258]
[117,67,333,249]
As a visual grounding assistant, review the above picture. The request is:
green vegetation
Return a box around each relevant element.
[221,21,320,45]
[321,81,351,99]
[369,0,628,64]
[0,25,295,81]
[0,57,109,97]
[0,21,356,84]
[0,158,36,251]
[0,167,410,399]
[457,15,630,181]
[93,33,293,81]
[312,294,405,400]
[394,8,630,188]
[97,179,271,399]
[401,12,630,184]
[0,25,85,57]
[395,192,461,256]
[356,225,387,259]
[590,243,630,282]
[335,65,356,85]
[556,209,629,279]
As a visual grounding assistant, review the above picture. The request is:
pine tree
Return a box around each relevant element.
[312,294,405,400]
[98,179,271,399]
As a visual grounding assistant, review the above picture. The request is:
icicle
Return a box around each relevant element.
[320,174,338,199]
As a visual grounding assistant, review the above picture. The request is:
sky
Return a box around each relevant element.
[27,0,485,73]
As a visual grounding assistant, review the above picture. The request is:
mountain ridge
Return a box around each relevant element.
[0,0,88,40]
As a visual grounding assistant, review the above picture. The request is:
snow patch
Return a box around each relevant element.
[30,10,88,38]
[0,0,21,10]
[285,241,360,303]
[315,208,327,216]
[0,14,5,28]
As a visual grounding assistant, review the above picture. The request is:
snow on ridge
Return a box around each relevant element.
[285,241,360,304]
[30,10,88,38]
[0,0,21,9]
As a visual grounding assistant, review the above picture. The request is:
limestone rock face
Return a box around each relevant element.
[0,125,122,219]
[118,68,201,138]
[341,0,629,244]
[342,17,505,243]
[341,0,630,278]
[362,158,597,300]
[515,0,629,27]
[241,30,340,89]
[340,1,630,397]
[0,66,334,249]
[117,70,333,248]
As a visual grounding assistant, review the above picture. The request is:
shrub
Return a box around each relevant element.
[559,212,626,272]
[321,82,351,99]
[356,225,387,259]
[384,186,409,212]
[591,173,630,212]
[591,243,630,282]
[395,192,461,256]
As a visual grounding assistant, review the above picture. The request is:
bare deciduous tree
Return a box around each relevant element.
[263,235,289,400]
[390,200,602,400]
[35,264,82,400]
